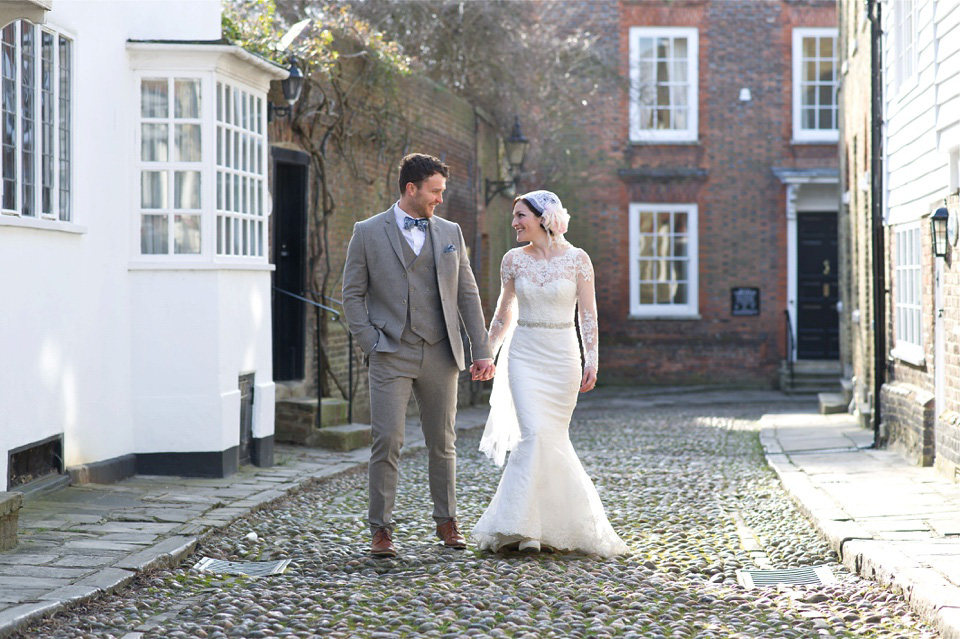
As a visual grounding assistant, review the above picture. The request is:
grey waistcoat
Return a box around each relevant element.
[398,224,447,345]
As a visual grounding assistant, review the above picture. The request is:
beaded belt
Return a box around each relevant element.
[517,319,574,329]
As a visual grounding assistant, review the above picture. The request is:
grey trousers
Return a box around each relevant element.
[367,336,460,531]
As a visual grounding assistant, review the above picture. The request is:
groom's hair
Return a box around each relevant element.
[398,153,450,195]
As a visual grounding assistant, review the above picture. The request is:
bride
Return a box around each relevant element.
[471,190,628,557]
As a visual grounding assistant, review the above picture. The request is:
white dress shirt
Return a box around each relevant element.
[394,202,426,255]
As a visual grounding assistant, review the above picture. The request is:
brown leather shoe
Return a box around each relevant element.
[436,519,467,549]
[371,527,397,557]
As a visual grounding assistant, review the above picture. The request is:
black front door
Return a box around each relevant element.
[272,148,310,381]
[797,212,839,359]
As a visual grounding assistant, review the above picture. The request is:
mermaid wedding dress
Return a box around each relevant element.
[471,245,628,557]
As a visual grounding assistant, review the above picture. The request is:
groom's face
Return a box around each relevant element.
[408,173,446,218]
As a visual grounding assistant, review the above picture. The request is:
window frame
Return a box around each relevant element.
[214,79,268,260]
[628,202,699,318]
[628,26,699,144]
[131,69,269,266]
[792,27,839,144]
[0,19,75,226]
[136,74,207,259]
[891,222,924,365]
[892,0,918,94]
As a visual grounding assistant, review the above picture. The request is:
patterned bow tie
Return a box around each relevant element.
[403,216,428,232]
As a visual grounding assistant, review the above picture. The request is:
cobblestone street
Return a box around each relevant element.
[13,398,941,639]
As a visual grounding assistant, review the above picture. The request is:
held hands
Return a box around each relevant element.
[470,359,496,382]
[579,366,598,393]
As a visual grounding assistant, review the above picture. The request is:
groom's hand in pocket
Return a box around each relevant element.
[580,367,597,393]
[470,359,495,382]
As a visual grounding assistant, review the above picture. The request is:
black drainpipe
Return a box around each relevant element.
[869,0,885,446]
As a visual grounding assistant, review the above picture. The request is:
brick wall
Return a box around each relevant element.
[880,382,935,466]
[582,0,838,386]
[838,0,877,425]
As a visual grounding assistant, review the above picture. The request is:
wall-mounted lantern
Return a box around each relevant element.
[485,116,530,205]
[931,205,949,258]
[269,57,304,121]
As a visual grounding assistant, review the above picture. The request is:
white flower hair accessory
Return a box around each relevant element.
[521,189,570,240]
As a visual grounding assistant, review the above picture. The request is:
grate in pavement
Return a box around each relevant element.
[736,565,836,589]
[192,557,291,577]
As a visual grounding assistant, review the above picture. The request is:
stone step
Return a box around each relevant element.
[0,492,23,551]
[787,360,843,374]
[840,378,854,404]
[275,397,351,445]
[818,392,848,415]
[314,423,372,452]
[320,398,350,427]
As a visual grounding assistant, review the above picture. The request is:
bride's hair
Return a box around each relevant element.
[515,190,570,239]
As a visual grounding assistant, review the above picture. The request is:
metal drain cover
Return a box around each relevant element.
[736,565,836,589]
[193,557,291,577]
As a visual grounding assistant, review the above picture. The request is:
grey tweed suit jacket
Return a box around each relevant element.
[342,208,492,371]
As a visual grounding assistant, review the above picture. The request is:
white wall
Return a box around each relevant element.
[219,272,275,442]
[0,1,275,490]
[884,0,953,226]
[129,270,274,454]
[935,1,960,155]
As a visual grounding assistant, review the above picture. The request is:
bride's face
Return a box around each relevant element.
[512,201,547,243]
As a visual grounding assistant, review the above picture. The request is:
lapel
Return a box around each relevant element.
[381,207,406,267]
[429,217,443,275]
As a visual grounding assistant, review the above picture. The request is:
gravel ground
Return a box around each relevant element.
[15,403,940,639]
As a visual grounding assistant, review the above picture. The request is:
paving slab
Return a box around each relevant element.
[50,554,120,568]
[114,535,197,572]
[0,553,58,566]
[74,567,136,592]
[762,409,960,638]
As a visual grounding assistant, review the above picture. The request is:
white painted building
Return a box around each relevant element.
[0,1,285,492]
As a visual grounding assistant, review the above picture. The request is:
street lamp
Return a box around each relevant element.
[269,57,304,121]
[485,116,530,205]
[931,206,949,258]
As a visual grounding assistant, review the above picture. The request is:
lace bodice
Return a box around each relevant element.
[488,245,599,370]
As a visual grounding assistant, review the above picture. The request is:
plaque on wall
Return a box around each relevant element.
[731,287,760,316]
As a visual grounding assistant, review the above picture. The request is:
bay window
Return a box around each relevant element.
[132,57,271,263]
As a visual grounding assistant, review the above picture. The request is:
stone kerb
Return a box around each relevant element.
[0,492,23,551]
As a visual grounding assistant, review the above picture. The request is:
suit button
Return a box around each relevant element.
[402,300,407,305]
[402,273,407,278]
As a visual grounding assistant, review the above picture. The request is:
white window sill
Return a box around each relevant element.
[791,135,839,145]
[629,313,702,321]
[129,261,275,272]
[628,139,701,146]
[0,215,87,234]
[891,344,925,366]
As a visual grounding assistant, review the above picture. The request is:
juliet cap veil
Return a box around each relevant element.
[521,190,570,238]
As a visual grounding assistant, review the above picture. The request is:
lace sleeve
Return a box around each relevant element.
[488,251,517,357]
[576,249,599,371]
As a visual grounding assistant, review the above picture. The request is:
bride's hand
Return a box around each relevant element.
[579,367,597,393]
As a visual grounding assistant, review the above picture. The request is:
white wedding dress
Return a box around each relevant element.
[471,244,629,558]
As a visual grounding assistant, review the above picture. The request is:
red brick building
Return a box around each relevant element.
[567,0,839,387]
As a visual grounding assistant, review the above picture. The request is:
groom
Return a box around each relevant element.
[342,153,495,558]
